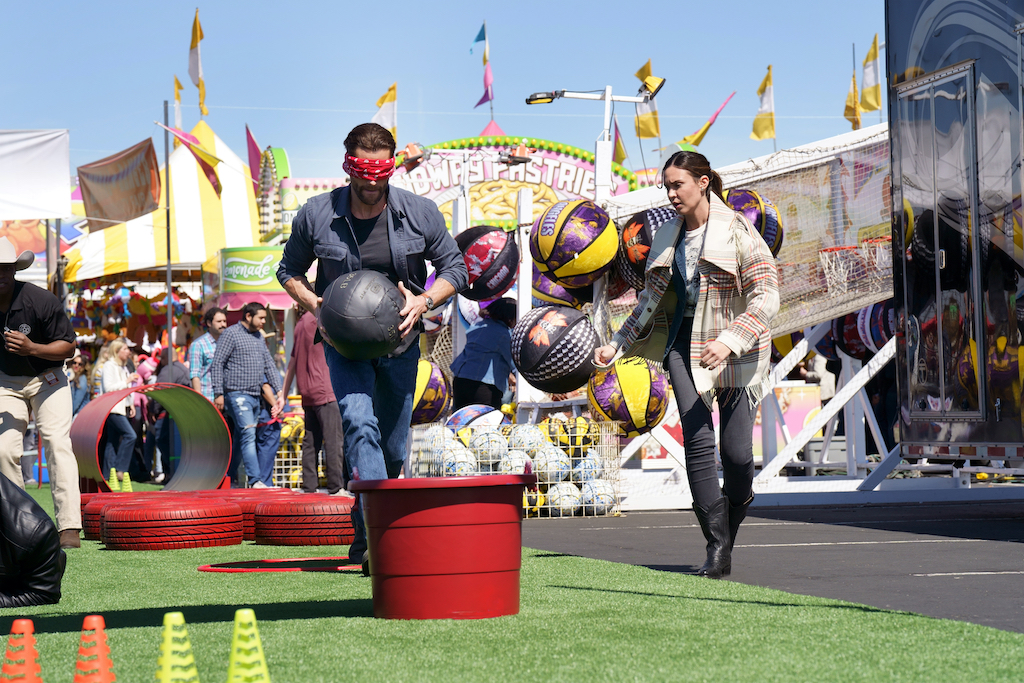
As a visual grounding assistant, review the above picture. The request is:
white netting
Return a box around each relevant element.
[405,419,621,517]
[604,124,893,336]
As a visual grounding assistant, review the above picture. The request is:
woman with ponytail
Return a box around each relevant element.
[594,151,779,578]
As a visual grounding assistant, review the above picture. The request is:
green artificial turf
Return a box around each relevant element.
[3,486,1022,682]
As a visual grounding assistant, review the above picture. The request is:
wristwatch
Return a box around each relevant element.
[424,295,435,309]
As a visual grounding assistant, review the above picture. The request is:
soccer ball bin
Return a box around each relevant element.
[407,415,620,517]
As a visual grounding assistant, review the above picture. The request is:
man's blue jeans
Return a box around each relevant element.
[224,392,260,484]
[324,342,419,558]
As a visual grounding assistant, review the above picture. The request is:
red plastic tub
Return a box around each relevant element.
[349,474,536,620]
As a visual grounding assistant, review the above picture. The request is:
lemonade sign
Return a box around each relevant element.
[220,247,284,292]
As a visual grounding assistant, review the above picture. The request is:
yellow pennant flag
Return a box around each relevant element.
[612,116,628,164]
[172,76,184,146]
[845,72,862,130]
[635,59,652,83]
[861,34,882,112]
[635,98,660,139]
[751,65,775,141]
[371,83,398,142]
[188,10,209,116]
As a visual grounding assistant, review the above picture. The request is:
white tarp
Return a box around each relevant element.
[0,130,72,220]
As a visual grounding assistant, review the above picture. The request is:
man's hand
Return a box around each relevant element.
[3,330,34,357]
[699,340,732,370]
[272,391,285,419]
[214,395,224,412]
[397,281,427,338]
[127,404,136,419]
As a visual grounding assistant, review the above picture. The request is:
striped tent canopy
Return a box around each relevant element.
[64,121,260,282]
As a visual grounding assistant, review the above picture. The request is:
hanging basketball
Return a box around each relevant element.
[587,357,669,437]
[815,327,839,361]
[318,270,405,360]
[511,305,599,394]
[532,269,592,309]
[723,188,785,257]
[833,312,869,360]
[411,360,451,425]
[530,200,618,288]
[616,207,677,290]
[455,225,519,301]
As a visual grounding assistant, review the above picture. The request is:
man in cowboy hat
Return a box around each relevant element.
[0,237,81,548]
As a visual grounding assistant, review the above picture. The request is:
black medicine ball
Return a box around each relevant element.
[511,305,598,394]
[318,270,405,360]
[455,224,520,302]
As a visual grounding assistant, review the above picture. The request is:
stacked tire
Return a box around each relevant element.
[100,498,243,551]
[253,496,355,546]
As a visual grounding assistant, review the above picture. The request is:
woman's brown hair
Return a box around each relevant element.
[662,151,725,203]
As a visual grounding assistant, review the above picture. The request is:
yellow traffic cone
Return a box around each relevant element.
[121,472,133,493]
[155,612,200,683]
[108,468,120,492]
[226,609,269,682]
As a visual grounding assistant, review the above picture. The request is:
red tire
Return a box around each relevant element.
[82,492,191,540]
[193,489,294,541]
[253,499,355,546]
[100,500,243,550]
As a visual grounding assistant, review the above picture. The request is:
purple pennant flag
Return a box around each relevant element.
[475,63,493,108]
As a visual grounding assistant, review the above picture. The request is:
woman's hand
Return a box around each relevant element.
[594,345,617,367]
[699,340,732,369]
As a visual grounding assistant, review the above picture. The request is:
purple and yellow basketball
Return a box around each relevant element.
[411,360,451,426]
[530,200,618,288]
[587,357,669,437]
[615,207,677,290]
[455,225,519,301]
[511,305,599,394]
[771,331,804,364]
[723,189,785,257]
[532,269,592,309]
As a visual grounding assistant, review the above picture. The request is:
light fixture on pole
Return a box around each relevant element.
[524,77,665,343]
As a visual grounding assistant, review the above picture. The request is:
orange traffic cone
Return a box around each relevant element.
[2,618,42,682]
[73,615,115,683]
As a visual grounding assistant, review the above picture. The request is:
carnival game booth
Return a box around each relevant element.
[63,121,261,285]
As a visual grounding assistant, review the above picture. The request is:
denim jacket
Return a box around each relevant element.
[277,185,468,298]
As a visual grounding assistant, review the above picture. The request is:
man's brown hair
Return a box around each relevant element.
[344,123,396,157]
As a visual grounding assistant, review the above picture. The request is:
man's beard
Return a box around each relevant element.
[353,183,386,208]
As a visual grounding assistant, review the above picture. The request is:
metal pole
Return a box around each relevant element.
[163,101,173,355]
[163,100,175,477]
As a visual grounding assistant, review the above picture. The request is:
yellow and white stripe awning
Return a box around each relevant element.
[64,121,260,282]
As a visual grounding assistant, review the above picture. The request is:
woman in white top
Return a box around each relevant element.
[100,339,139,482]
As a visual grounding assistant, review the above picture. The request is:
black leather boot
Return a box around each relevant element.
[727,492,754,552]
[693,497,730,579]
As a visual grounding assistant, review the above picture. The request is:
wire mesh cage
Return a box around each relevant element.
[406,416,621,517]
[273,413,308,488]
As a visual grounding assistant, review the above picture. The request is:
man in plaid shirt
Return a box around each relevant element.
[211,302,283,488]
[188,307,227,401]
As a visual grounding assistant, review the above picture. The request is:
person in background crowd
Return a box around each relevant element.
[100,339,139,484]
[0,237,82,548]
[66,352,90,417]
[797,352,836,405]
[276,123,468,570]
[593,151,779,580]
[189,307,241,482]
[90,343,110,398]
[449,298,517,409]
[255,378,282,488]
[282,308,345,494]
[151,348,190,479]
[210,302,283,488]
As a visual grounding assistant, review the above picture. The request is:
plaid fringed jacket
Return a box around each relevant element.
[610,193,780,408]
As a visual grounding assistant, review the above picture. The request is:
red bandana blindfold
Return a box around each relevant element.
[344,155,396,181]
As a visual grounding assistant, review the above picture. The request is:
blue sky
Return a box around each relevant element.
[2,0,886,179]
